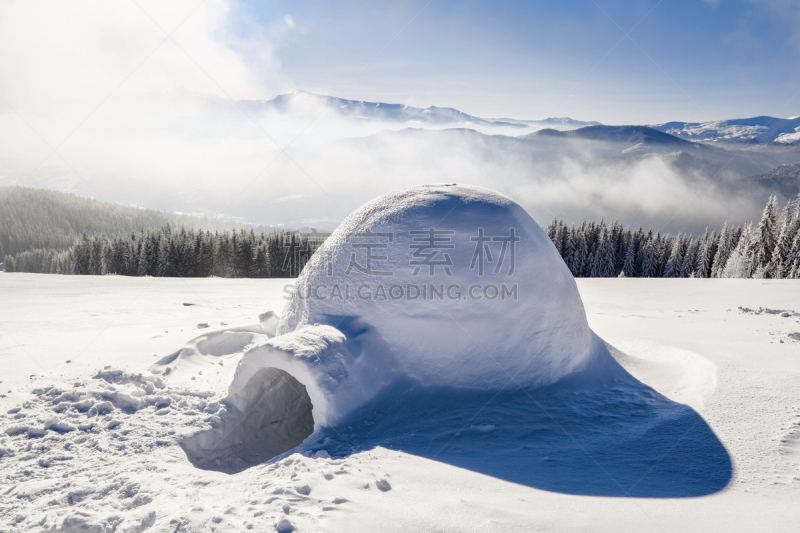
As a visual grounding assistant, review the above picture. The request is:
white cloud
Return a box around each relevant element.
[0,0,297,209]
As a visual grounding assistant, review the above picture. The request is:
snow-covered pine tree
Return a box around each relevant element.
[622,237,637,277]
[545,218,559,247]
[636,229,651,274]
[633,226,647,276]
[710,222,730,277]
[197,232,213,277]
[750,195,778,276]
[564,225,579,275]
[786,226,800,278]
[136,236,148,276]
[788,257,799,279]
[574,231,590,277]
[640,237,658,278]
[769,207,793,278]
[254,244,270,277]
[590,227,616,277]
[723,223,753,278]
[557,224,570,263]
[74,233,91,274]
[664,234,684,278]
[680,237,699,278]
[695,229,712,278]
[566,226,580,276]
[88,238,101,275]
[156,230,171,277]
[655,232,670,277]
[560,224,575,271]
[775,195,800,278]
[267,234,284,277]
[611,221,626,274]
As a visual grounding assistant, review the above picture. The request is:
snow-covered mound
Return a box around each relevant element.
[190,185,730,497]
[234,184,601,429]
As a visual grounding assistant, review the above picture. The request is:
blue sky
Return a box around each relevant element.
[236,0,800,123]
[2,0,798,227]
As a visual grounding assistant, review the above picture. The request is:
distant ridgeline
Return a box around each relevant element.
[3,194,800,279]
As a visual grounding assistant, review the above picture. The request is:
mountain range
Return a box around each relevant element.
[5,89,800,234]
[248,90,799,146]
[242,90,602,131]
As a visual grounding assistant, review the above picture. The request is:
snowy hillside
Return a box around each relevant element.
[748,162,800,199]
[652,116,800,144]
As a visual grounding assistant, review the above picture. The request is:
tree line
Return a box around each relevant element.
[544,194,800,279]
[0,186,268,258]
[3,194,800,279]
[3,226,314,278]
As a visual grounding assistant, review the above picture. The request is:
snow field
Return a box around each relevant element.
[3,200,800,533]
[0,361,394,532]
[0,275,799,531]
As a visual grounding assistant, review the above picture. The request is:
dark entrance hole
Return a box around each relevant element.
[180,367,314,474]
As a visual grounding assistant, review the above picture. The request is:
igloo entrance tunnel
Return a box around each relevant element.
[180,367,314,474]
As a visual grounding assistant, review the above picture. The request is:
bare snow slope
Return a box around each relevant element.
[652,116,800,144]
[0,275,799,532]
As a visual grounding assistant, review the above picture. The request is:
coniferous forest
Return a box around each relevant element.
[3,193,800,279]
[544,194,800,279]
[0,186,268,258]
[2,226,314,278]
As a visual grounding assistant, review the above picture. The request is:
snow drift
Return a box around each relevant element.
[180,184,731,495]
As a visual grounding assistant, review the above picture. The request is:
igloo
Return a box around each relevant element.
[179,184,731,498]
[227,184,603,430]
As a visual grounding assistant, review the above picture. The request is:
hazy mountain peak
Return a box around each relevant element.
[243,91,601,131]
[531,125,699,149]
[244,90,528,128]
[538,117,602,126]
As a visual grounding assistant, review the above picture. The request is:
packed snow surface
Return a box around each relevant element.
[0,274,799,532]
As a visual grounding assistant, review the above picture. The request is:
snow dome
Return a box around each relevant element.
[174,185,729,495]
[227,184,601,430]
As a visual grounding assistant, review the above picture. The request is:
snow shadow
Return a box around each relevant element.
[310,374,732,498]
